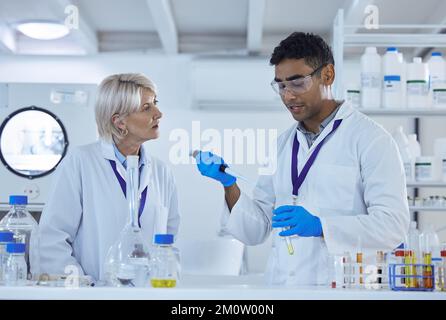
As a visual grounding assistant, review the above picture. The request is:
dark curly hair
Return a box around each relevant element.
[270,32,334,74]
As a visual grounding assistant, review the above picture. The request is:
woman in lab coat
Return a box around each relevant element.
[194,32,410,285]
[38,73,180,282]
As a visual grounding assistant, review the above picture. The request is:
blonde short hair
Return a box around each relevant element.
[95,73,157,142]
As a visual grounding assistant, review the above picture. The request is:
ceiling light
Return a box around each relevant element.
[16,20,70,40]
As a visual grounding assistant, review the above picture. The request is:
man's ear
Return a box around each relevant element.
[322,64,335,86]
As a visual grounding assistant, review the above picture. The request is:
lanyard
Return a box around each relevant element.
[291,119,342,197]
[109,160,148,228]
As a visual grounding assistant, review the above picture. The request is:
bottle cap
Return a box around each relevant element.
[395,250,404,257]
[365,47,377,54]
[154,234,174,245]
[6,243,25,254]
[441,250,446,257]
[413,57,422,63]
[432,52,442,57]
[0,231,15,242]
[9,195,28,205]
[387,47,398,52]
[0,231,14,243]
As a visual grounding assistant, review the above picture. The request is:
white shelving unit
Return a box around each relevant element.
[332,9,446,99]
[360,109,446,117]
[410,207,446,212]
[407,182,446,188]
[332,9,446,220]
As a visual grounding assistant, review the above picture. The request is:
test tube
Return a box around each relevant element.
[281,195,298,256]
[376,251,384,285]
[423,252,433,289]
[356,252,363,285]
[395,249,405,286]
[440,244,446,291]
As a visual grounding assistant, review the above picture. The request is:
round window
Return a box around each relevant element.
[0,106,69,179]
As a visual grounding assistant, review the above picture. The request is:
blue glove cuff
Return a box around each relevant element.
[314,216,323,237]
[221,175,237,187]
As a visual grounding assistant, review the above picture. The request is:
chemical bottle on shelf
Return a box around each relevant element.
[398,52,407,108]
[407,134,421,159]
[360,47,381,109]
[392,126,414,182]
[0,196,39,280]
[382,47,404,108]
[345,83,361,109]
[407,57,429,108]
[427,52,446,108]
[434,137,446,182]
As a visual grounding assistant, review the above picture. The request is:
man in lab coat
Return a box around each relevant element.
[194,32,410,285]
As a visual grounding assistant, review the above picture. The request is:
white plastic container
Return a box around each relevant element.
[361,47,381,109]
[398,53,407,107]
[407,134,421,159]
[382,47,404,108]
[407,57,429,108]
[434,137,446,181]
[392,126,414,182]
[415,156,439,181]
[433,85,446,108]
[345,84,361,109]
[428,52,446,108]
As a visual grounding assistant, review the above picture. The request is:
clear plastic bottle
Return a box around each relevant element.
[150,234,180,288]
[103,156,151,287]
[360,47,382,109]
[0,231,15,283]
[4,243,27,286]
[0,195,39,280]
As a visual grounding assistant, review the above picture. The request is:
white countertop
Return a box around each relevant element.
[1,275,445,300]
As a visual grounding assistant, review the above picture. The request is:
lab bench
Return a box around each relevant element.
[0,275,445,300]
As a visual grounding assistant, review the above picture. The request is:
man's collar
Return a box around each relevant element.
[297,101,343,134]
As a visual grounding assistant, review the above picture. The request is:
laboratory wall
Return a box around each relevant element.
[0,53,445,273]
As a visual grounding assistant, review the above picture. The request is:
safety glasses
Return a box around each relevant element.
[271,64,326,96]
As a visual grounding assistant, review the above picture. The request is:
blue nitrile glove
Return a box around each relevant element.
[194,151,236,187]
[272,205,323,237]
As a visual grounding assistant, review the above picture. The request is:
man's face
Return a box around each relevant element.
[274,58,325,122]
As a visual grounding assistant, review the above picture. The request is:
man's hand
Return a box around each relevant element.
[194,151,236,187]
[272,205,323,237]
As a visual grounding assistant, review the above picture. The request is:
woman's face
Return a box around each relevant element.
[123,89,163,142]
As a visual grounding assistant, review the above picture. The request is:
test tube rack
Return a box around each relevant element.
[388,263,436,292]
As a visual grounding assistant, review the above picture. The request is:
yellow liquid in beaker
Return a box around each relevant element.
[151,278,177,288]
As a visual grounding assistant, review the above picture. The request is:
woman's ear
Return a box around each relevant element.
[111,113,126,131]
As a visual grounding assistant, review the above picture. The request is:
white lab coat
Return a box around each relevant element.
[38,140,180,281]
[220,101,410,286]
